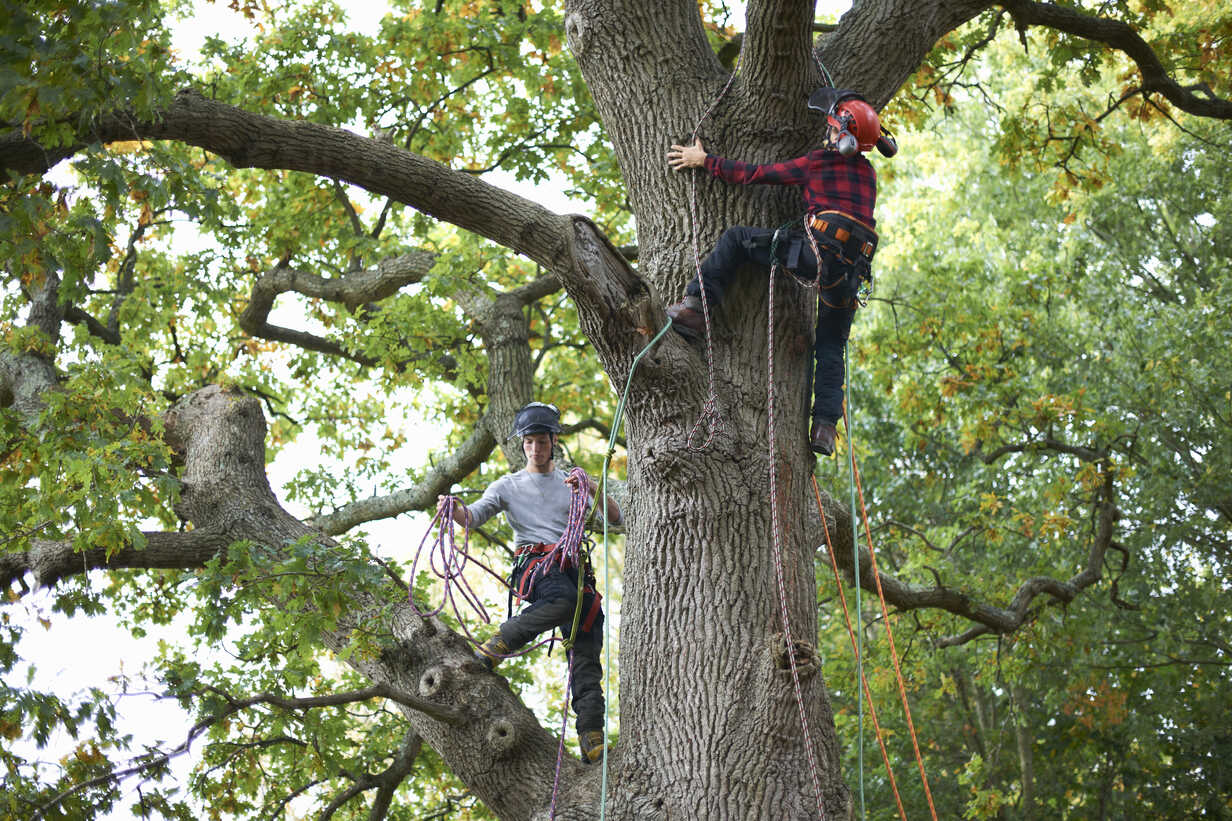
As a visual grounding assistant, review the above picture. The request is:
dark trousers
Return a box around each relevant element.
[499,567,605,734]
[684,225,856,424]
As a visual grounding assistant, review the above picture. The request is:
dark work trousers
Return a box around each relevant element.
[684,224,857,424]
[499,566,605,734]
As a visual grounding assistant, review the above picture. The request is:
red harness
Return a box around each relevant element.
[513,542,602,632]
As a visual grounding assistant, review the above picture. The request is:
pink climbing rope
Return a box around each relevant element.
[408,497,507,628]
[547,649,574,821]
[523,467,594,588]
[766,252,828,819]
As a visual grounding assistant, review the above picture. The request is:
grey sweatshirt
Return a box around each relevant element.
[466,468,620,546]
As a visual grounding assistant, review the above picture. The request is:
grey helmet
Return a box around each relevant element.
[511,402,563,438]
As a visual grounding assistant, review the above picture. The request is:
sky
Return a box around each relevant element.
[8,1,854,818]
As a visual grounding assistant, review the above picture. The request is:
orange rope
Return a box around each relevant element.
[812,474,908,821]
[843,406,940,821]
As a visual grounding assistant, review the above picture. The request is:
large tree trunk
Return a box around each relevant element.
[563,1,848,815]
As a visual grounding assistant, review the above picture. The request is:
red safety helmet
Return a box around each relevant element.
[807,88,898,158]
[832,99,880,152]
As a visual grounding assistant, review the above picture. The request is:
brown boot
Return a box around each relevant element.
[810,420,838,456]
[475,635,511,670]
[665,295,705,341]
[579,729,605,764]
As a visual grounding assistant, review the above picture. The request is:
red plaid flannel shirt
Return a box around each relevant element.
[704,149,877,227]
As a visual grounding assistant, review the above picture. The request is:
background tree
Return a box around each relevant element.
[820,23,1232,817]
[1,0,1229,819]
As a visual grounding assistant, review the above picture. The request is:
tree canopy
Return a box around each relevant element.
[2,0,1230,819]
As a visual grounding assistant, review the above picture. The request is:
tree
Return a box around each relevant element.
[2,0,1229,818]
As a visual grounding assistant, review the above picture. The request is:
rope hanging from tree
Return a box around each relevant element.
[766,235,830,819]
[684,67,739,452]
[839,403,941,820]
[812,473,908,821]
[597,319,675,819]
[407,497,508,641]
[547,650,574,821]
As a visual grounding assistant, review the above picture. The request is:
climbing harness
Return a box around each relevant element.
[807,211,878,308]
[508,541,602,636]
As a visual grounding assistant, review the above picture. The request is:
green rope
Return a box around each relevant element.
[598,320,674,820]
[845,341,866,820]
[561,551,587,652]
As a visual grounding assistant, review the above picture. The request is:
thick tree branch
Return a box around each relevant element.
[0,529,231,594]
[813,458,1120,647]
[238,251,441,366]
[1,89,576,272]
[310,420,496,535]
[741,0,816,117]
[1001,0,1232,119]
[251,251,438,314]
[820,0,995,109]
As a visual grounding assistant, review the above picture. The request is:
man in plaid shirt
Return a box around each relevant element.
[666,90,890,456]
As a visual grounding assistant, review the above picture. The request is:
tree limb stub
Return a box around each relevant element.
[563,216,691,393]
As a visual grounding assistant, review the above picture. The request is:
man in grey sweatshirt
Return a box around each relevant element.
[437,402,622,763]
